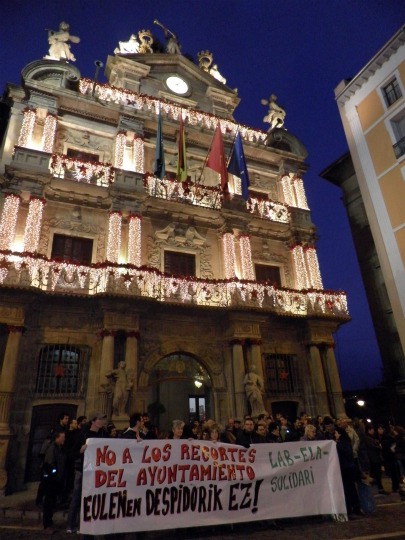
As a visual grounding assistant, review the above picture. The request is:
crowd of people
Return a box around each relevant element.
[36,410,405,533]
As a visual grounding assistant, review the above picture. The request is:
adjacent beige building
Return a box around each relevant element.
[321,25,405,420]
[0,25,348,491]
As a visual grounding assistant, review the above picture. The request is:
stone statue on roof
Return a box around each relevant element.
[114,34,140,55]
[197,50,227,85]
[261,94,286,130]
[154,20,181,54]
[44,21,80,62]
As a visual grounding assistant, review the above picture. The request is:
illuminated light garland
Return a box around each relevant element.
[114,131,127,169]
[232,176,242,196]
[79,78,266,144]
[127,215,141,266]
[222,232,236,279]
[17,108,37,148]
[145,175,222,209]
[133,135,144,174]
[41,114,57,153]
[0,195,20,250]
[293,177,309,210]
[291,244,310,290]
[305,247,323,289]
[23,198,45,252]
[0,249,349,318]
[106,212,122,263]
[281,175,295,206]
[50,154,114,186]
[239,235,254,280]
[247,196,289,224]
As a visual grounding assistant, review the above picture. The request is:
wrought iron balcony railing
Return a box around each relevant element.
[0,250,349,320]
[393,136,405,159]
[50,153,115,186]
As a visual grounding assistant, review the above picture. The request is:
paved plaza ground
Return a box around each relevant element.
[1,480,405,539]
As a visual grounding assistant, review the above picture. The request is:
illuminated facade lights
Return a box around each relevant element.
[0,194,20,250]
[281,175,295,206]
[222,232,236,279]
[294,177,309,210]
[23,198,45,252]
[17,108,36,148]
[106,212,122,263]
[133,135,145,174]
[78,78,266,144]
[291,244,310,290]
[127,215,142,266]
[41,114,57,153]
[305,246,323,289]
[239,235,255,280]
[114,131,127,169]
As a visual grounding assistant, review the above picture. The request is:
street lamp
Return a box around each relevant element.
[356,400,365,407]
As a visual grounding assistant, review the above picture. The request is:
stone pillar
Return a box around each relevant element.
[324,344,346,418]
[0,326,24,492]
[125,331,139,414]
[308,344,329,416]
[231,340,246,419]
[249,339,264,379]
[98,330,115,416]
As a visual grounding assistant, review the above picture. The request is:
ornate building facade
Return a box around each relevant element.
[321,26,405,421]
[0,24,348,489]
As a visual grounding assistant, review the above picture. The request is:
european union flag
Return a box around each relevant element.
[227,131,250,200]
[153,107,165,179]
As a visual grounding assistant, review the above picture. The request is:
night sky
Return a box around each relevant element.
[2,1,404,389]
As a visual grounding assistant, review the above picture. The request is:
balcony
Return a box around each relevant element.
[393,136,405,159]
[50,154,114,186]
[0,250,349,320]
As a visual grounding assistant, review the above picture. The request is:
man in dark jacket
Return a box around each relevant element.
[235,418,255,448]
[66,411,107,533]
[120,412,144,439]
[42,431,66,533]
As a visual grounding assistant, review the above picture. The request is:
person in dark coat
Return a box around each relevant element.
[334,427,363,516]
[42,431,66,533]
[235,418,255,448]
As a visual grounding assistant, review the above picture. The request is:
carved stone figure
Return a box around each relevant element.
[261,94,286,130]
[44,22,80,62]
[209,64,226,85]
[244,365,267,418]
[154,20,181,54]
[106,361,134,416]
[114,34,140,55]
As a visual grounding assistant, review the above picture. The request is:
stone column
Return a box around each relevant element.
[324,344,346,418]
[308,344,329,416]
[231,340,246,419]
[0,326,24,493]
[0,326,24,432]
[98,330,115,416]
[125,331,139,414]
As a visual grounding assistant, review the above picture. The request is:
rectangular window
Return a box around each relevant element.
[51,234,93,265]
[391,112,405,159]
[264,354,299,395]
[35,344,89,396]
[382,78,402,108]
[255,263,281,287]
[164,251,196,277]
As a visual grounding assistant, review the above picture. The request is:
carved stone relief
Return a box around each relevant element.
[147,222,213,278]
[55,127,112,162]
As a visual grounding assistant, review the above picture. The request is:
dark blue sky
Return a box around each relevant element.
[2,1,405,389]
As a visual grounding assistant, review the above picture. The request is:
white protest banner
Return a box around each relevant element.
[81,439,346,535]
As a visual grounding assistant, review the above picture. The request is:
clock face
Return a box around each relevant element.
[166,76,189,95]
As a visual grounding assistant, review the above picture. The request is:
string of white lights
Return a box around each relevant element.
[0,195,20,250]
[23,198,45,252]
[293,177,309,210]
[305,247,323,289]
[222,232,236,279]
[106,212,122,263]
[114,131,127,169]
[239,235,255,280]
[133,135,145,174]
[291,244,310,290]
[41,114,57,153]
[127,215,141,266]
[17,108,36,148]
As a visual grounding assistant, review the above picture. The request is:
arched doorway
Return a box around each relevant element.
[148,353,212,432]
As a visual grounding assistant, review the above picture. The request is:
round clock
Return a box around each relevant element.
[166,75,189,95]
